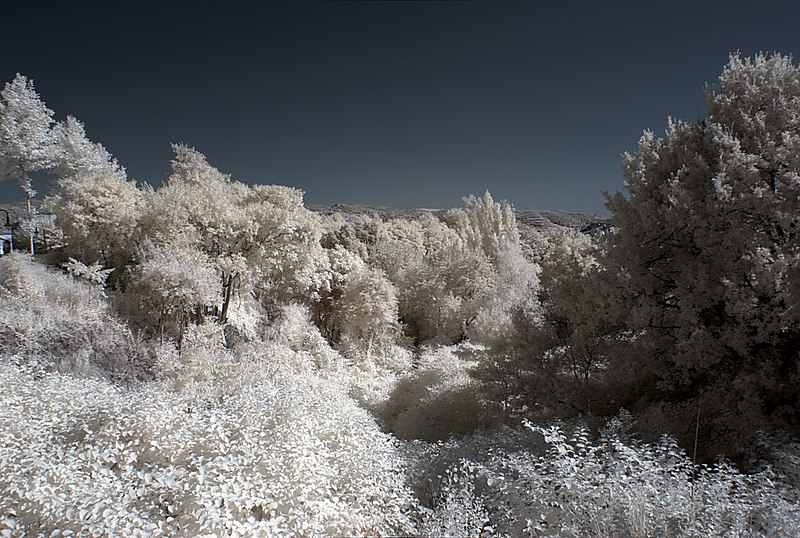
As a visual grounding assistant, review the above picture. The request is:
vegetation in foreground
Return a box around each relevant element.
[0,53,799,536]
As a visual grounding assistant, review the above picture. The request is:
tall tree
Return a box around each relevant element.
[139,145,329,326]
[0,74,59,253]
[598,53,800,451]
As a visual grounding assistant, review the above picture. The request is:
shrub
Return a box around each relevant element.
[382,344,491,441]
[0,359,419,536]
[413,416,800,537]
[0,253,146,381]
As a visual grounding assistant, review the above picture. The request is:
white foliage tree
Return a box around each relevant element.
[126,241,221,343]
[485,228,624,418]
[335,267,400,361]
[142,144,329,326]
[47,170,144,272]
[315,244,368,343]
[0,253,144,380]
[0,74,60,253]
[363,194,538,345]
[442,192,540,343]
[52,115,125,179]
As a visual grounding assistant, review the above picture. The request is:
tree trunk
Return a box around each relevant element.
[219,273,237,324]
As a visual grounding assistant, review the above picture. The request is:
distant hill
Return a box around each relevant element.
[307,203,444,221]
[516,209,608,230]
[308,203,609,231]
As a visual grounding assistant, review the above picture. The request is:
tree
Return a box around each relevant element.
[600,53,800,452]
[443,191,521,265]
[126,241,221,344]
[52,115,125,179]
[335,267,400,361]
[0,74,59,253]
[491,228,624,417]
[314,244,368,343]
[442,192,539,343]
[140,145,329,325]
[364,193,538,345]
[47,170,143,273]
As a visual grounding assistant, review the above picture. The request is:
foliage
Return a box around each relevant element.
[52,115,125,179]
[63,258,114,288]
[597,53,800,452]
[381,344,492,441]
[2,57,799,536]
[413,417,800,537]
[47,169,144,273]
[366,192,539,345]
[484,53,800,459]
[482,228,626,419]
[0,74,59,193]
[0,253,146,382]
[0,361,418,536]
[261,302,340,371]
[137,145,330,321]
[124,241,221,343]
[333,266,400,360]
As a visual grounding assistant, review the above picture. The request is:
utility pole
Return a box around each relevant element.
[27,189,34,255]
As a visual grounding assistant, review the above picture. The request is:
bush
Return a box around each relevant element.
[0,360,419,536]
[382,344,491,441]
[411,416,800,537]
[0,253,146,381]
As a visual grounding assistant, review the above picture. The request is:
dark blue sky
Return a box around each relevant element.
[2,1,799,213]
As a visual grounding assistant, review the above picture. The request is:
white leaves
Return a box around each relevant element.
[132,241,221,315]
[336,267,399,350]
[47,167,144,270]
[414,421,800,537]
[52,115,125,180]
[0,74,59,181]
[0,358,418,536]
[64,258,113,287]
[592,53,800,448]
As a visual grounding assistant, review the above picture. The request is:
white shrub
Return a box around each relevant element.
[383,344,489,441]
[411,416,800,537]
[0,359,419,536]
[0,253,145,381]
[264,303,340,370]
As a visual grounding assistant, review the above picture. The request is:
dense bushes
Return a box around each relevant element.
[410,417,800,537]
[0,361,418,536]
[0,253,146,382]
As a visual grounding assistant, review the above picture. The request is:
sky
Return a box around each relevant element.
[2,0,799,213]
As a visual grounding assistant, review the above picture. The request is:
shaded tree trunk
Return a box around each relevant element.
[219,272,238,324]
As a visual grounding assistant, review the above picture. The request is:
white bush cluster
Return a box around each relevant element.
[381,344,489,441]
[413,418,800,537]
[0,360,417,536]
[0,253,144,381]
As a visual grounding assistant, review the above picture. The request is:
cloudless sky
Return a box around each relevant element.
[2,0,799,213]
